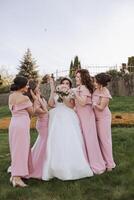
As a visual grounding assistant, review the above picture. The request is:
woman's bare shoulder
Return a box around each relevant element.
[9,93,31,105]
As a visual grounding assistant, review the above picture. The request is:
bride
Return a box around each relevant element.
[42,76,93,180]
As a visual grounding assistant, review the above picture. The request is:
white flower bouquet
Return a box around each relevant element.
[56,84,70,102]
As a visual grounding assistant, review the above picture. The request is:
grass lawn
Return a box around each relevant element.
[0,105,11,118]
[0,96,134,119]
[109,96,134,113]
[0,96,134,199]
[0,127,134,200]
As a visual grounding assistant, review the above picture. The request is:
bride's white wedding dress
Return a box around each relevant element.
[42,96,93,180]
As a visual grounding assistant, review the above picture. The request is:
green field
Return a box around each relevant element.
[0,128,134,200]
[0,96,134,119]
[0,105,11,118]
[0,96,134,200]
[109,96,134,112]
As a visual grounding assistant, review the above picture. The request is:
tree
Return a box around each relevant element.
[69,60,74,78]
[128,56,134,72]
[128,56,134,66]
[0,75,3,86]
[73,56,81,70]
[17,48,39,79]
[0,66,14,86]
[69,56,81,78]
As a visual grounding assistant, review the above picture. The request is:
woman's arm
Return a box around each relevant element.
[75,93,87,106]
[20,95,34,117]
[27,100,48,117]
[38,98,48,112]
[63,97,75,109]
[35,107,47,115]
[72,86,90,106]
[48,77,55,107]
[93,97,109,111]
[35,98,48,115]
[23,99,34,117]
[48,95,55,107]
[26,106,34,117]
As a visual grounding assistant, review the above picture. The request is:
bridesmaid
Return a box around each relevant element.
[27,80,48,179]
[74,69,106,174]
[8,76,34,187]
[92,73,116,171]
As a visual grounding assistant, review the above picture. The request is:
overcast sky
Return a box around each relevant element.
[0,0,134,75]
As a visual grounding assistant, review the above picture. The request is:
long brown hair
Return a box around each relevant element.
[76,69,94,93]
[24,80,39,102]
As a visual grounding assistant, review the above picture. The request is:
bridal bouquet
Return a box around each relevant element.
[69,88,77,99]
[56,84,70,102]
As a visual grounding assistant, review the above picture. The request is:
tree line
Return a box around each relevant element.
[0,48,134,86]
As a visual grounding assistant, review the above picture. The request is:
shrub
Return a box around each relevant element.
[0,85,10,94]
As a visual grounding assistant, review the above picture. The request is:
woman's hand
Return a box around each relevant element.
[48,76,55,93]
[30,89,38,101]
[69,89,77,99]
[92,102,97,108]
[36,92,41,100]
[92,98,109,111]
[73,90,87,106]
[62,95,75,109]
[47,76,54,85]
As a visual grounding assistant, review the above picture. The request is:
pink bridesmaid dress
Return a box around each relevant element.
[92,88,116,169]
[29,99,48,179]
[9,100,33,177]
[75,85,106,174]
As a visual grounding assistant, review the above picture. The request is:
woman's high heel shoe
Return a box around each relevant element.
[11,178,28,188]
[107,168,113,172]
[10,176,13,183]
